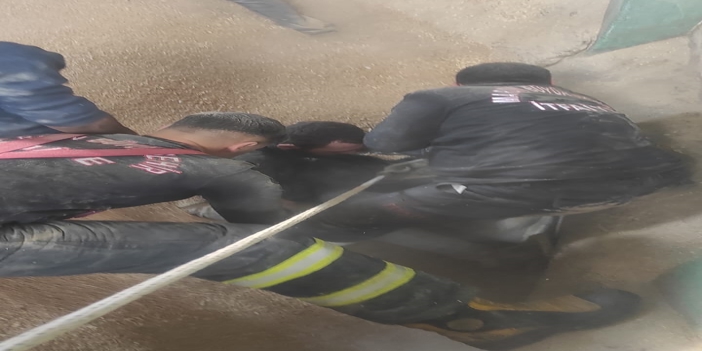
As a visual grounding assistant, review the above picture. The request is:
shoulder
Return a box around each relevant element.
[235,147,288,164]
[402,86,489,102]
[551,85,614,107]
[402,88,450,100]
[234,150,263,164]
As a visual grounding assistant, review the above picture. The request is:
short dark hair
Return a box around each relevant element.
[455,62,552,85]
[169,112,286,143]
[284,121,366,149]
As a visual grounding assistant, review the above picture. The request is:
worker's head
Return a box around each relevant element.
[277,121,366,155]
[155,112,286,157]
[455,62,552,86]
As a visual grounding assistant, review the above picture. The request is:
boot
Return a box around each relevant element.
[405,289,641,350]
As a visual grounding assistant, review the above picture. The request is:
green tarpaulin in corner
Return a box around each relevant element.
[589,0,702,54]
[656,258,702,329]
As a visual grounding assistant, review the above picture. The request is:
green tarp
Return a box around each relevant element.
[656,258,702,329]
[589,0,702,54]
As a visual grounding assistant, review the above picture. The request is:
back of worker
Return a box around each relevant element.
[365,64,685,184]
[358,63,687,219]
[424,86,678,182]
[0,112,287,224]
[307,63,688,243]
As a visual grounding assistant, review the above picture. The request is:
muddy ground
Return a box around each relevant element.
[1,0,701,350]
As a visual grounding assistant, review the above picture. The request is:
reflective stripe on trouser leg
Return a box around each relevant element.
[0,221,470,325]
[222,238,343,289]
[299,261,415,307]
[214,236,474,324]
[221,237,414,307]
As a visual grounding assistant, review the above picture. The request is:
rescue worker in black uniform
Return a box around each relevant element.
[310,62,688,244]
[184,120,560,262]
[0,112,641,350]
[240,121,392,204]
[181,121,397,219]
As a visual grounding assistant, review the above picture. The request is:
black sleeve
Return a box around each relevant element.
[364,91,448,153]
[198,168,286,224]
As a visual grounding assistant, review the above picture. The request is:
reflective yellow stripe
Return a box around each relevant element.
[300,262,415,307]
[223,238,343,289]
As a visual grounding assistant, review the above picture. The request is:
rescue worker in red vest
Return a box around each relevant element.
[0,112,640,350]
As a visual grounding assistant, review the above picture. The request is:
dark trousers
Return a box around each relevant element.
[301,173,680,243]
[0,221,472,324]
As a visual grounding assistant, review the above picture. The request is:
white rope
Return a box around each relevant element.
[0,175,385,351]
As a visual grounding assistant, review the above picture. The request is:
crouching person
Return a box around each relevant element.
[0,112,641,350]
[180,121,400,219]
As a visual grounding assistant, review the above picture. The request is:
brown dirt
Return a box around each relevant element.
[1,274,473,351]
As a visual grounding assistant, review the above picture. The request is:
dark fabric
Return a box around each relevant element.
[235,147,392,203]
[364,85,686,183]
[335,271,474,324]
[0,220,472,324]
[0,42,107,138]
[303,170,686,242]
[266,248,388,297]
[0,134,284,224]
[385,172,684,219]
[0,221,289,277]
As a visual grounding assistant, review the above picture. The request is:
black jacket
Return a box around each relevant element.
[0,134,283,224]
[365,84,684,183]
[236,147,390,202]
